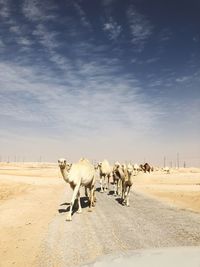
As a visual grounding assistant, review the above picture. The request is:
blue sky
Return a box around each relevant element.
[0,0,200,166]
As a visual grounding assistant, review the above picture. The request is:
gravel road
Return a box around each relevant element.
[37,185,200,267]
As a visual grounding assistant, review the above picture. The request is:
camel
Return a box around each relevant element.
[140,162,152,173]
[58,158,96,221]
[121,163,134,206]
[133,163,140,175]
[163,166,170,174]
[98,160,112,193]
[112,161,124,196]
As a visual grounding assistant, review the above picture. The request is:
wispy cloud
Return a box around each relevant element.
[127,6,153,50]
[0,58,163,140]
[0,0,199,163]
[0,0,10,18]
[0,39,5,49]
[176,76,190,83]
[103,17,122,40]
[73,2,92,30]
[32,23,59,49]
[101,0,116,6]
[159,28,172,42]
[22,0,57,22]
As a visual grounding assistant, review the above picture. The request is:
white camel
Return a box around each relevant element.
[112,161,124,196]
[163,166,170,174]
[121,163,134,206]
[58,158,96,221]
[133,163,140,176]
[98,160,112,193]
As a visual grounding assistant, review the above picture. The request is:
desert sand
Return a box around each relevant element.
[0,162,200,267]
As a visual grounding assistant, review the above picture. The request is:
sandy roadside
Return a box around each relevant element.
[134,171,200,213]
[0,172,64,267]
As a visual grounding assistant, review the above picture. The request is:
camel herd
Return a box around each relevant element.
[58,158,154,221]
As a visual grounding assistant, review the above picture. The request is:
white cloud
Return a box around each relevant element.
[73,2,91,30]
[1,1,199,163]
[159,28,172,42]
[22,0,57,22]
[0,59,163,139]
[176,76,190,83]
[16,37,33,46]
[101,0,116,7]
[23,0,43,21]
[127,6,153,50]
[33,23,59,49]
[103,17,122,40]
[193,35,199,43]
[0,39,5,49]
[0,0,10,18]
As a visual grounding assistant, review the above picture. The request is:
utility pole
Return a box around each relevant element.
[177,152,179,169]
[163,156,166,168]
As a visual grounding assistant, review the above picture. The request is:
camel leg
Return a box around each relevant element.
[77,190,82,214]
[117,180,120,196]
[85,186,88,197]
[107,175,110,191]
[100,177,104,193]
[67,184,80,221]
[88,186,94,212]
[113,179,117,196]
[93,189,96,205]
[118,180,122,197]
[126,186,131,207]
[104,176,107,192]
[121,182,126,205]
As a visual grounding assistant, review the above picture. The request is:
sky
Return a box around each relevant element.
[0,0,200,166]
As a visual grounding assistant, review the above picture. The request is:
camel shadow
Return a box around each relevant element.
[115,197,124,206]
[107,190,114,195]
[58,197,89,214]
[95,187,101,192]
[60,202,70,206]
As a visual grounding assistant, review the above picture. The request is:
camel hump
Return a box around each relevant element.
[133,163,139,169]
[101,159,112,173]
[79,158,90,164]
[76,158,95,170]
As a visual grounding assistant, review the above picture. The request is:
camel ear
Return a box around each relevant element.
[64,160,66,164]
[58,160,60,163]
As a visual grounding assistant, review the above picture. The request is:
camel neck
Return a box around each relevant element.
[60,167,69,183]
[127,171,133,182]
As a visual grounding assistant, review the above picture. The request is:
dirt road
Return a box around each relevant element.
[37,185,200,267]
[1,164,200,267]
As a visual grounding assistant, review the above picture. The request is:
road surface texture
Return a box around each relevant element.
[37,185,200,267]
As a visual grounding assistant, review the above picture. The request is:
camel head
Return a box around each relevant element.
[121,163,127,172]
[94,163,99,171]
[133,163,139,170]
[97,162,102,170]
[114,161,121,169]
[127,163,134,175]
[58,158,71,171]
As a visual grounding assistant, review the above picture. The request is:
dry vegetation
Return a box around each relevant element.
[0,162,200,266]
